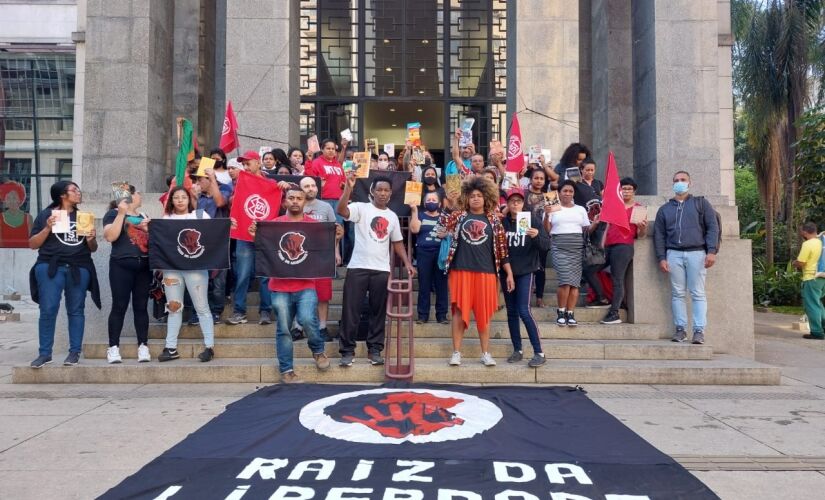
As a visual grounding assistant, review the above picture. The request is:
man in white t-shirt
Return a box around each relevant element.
[336,172,415,367]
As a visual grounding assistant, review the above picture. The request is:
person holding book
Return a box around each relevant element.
[499,187,551,367]
[102,185,152,363]
[583,177,648,324]
[28,181,100,368]
[410,191,449,325]
[157,186,215,363]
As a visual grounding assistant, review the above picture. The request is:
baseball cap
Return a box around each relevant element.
[237,150,261,162]
[227,158,244,170]
[505,187,525,200]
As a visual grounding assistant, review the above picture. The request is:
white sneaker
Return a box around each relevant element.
[137,344,151,363]
[480,352,496,367]
[449,351,462,366]
[106,346,122,364]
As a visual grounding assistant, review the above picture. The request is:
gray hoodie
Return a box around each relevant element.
[653,195,719,262]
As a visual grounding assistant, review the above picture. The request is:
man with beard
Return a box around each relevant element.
[250,185,330,383]
[336,173,415,367]
[297,176,343,341]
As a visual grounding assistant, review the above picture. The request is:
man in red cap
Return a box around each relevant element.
[499,187,550,368]
[227,149,276,326]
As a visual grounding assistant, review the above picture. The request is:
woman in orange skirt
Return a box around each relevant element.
[440,176,514,366]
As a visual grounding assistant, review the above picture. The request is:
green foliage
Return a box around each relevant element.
[752,259,802,307]
[734,166,762,231]
[743,222,793,264]
[795,106,825,226]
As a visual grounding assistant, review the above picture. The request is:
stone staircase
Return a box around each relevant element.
[12,269,780,385]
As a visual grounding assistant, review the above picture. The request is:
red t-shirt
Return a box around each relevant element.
[604,203,641,247]
[267,215,318,293]
[307,156,345,200]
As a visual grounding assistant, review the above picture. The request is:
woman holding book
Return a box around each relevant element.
[157,186,215,363]
[584,177,648,325]
[410,191,449,325]
[102,185,152,363]
[28,181,100,368]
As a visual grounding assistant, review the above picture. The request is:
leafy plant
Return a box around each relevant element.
[752,258,802,306]
[795,106,825,226]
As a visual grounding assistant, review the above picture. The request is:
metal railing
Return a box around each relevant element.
[384,216,415,381]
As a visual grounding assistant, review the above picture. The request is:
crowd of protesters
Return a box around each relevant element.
[24,126,733,383]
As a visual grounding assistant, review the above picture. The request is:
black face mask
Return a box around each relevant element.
[424,158,432,167]
[214,160,226,169]
[423,177,437,185]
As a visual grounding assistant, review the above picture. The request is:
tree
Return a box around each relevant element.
[795,106,825,226]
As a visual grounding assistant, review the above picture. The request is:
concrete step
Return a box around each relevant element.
[147,321,665,341]
[327,278,560,291]
[84,338,713,361]
[239,291,580,307]
[216,304,624,323]
[11,355,781,385]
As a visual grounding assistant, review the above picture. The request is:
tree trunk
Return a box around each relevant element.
[766,196,775,266]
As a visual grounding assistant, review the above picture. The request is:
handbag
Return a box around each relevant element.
[437,235,452,271]
[583,231,605,266]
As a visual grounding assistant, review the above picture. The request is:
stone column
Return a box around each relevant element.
[224,0,300,153]
[717,0,735,204]
[516,0,579,163]
[590,0,634,173]
[82,0,174,196]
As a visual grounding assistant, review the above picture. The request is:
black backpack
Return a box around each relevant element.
[694,196,722,252]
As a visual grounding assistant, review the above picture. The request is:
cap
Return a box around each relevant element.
[227,158,244,170]
[505,187,525,200]
[237,150,261,162]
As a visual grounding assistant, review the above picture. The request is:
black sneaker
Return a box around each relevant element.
[507,351,523,363]
[63,352,80,366]
[212,313,222,324]
[340,353,354,367]
[565,311,578,327]
[671,327,688,343]
[527,353,547,368]
[556,309,567,327]
[437,317,450,325]
[321,327,337,342]
[197,347,214,362]
[803,334,825,340]
[415,318,427,325]
[691,331,705,345]
[585,298,610,309]
[291,328,306,341]
[368,352,385,366]
[158,348,180,362]
[30,355,52,369]
[188,315,200,326]
[600,309,622,325]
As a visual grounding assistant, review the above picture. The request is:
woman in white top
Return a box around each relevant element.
[157,186,215,363]
[549,180,600,327]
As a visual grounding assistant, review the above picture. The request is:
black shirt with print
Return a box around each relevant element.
[30,208,92,262]
[452,214,496,274]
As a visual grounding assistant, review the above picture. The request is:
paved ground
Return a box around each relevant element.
[1,300,824,499]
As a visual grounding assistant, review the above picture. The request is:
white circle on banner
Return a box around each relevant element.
[222,117,230,135]
[507,136,522,161]
[244,194,270,220]
[299,388,503,444]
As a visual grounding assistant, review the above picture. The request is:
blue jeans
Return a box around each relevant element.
[666,249,708,332]
[163,269,214,348]
[35,263,89,357]
[272,288,325,373]
[232,239,271,315]
[416,247,448,321]
[501,272,543,354]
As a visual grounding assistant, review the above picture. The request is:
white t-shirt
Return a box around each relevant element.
[164,211,212,220]
[549,204,589,235]
[347,202,403,272]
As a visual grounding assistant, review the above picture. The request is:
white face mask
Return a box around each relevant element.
[377,160,389,170]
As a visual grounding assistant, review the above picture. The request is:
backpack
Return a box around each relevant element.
[816,233,825,279]
[695,196,722,252]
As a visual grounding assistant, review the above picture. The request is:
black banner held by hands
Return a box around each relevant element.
[254,221,336,279]
[148,219,231,271]
[351,170,412,218]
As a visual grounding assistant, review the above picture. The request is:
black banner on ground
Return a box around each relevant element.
[351,170,412,218]
[99,384,719,499]
[254,221,336,279]
[148,218,230,271]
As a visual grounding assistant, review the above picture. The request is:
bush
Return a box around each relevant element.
[752,259,802,307]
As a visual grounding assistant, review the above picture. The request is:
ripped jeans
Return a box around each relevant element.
[162,269,214,349]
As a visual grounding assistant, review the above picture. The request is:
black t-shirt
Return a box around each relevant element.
[574,179,603,207]
[30,207,92,261]
[102,209,149,259]
[452,214,496,274]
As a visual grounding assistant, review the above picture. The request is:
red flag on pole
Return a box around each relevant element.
[506,112,525,173]
[229,170,282,242]
[599,151,630,230]
[219,101,239,153]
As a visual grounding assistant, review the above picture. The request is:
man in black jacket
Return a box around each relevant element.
[653,171,720,345]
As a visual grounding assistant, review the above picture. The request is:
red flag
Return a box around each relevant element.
[219,101,239,153]
[229,170,282,241]
[599,151,630,230]
[506,112,525,173]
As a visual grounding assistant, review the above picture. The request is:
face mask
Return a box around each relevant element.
[377,160,389,169]
[423,177,437,185]
[424,201,440,212]
[424,158,432,167]
[673,181,689,195]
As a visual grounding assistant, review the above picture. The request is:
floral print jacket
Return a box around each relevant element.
[439,210,509,273]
